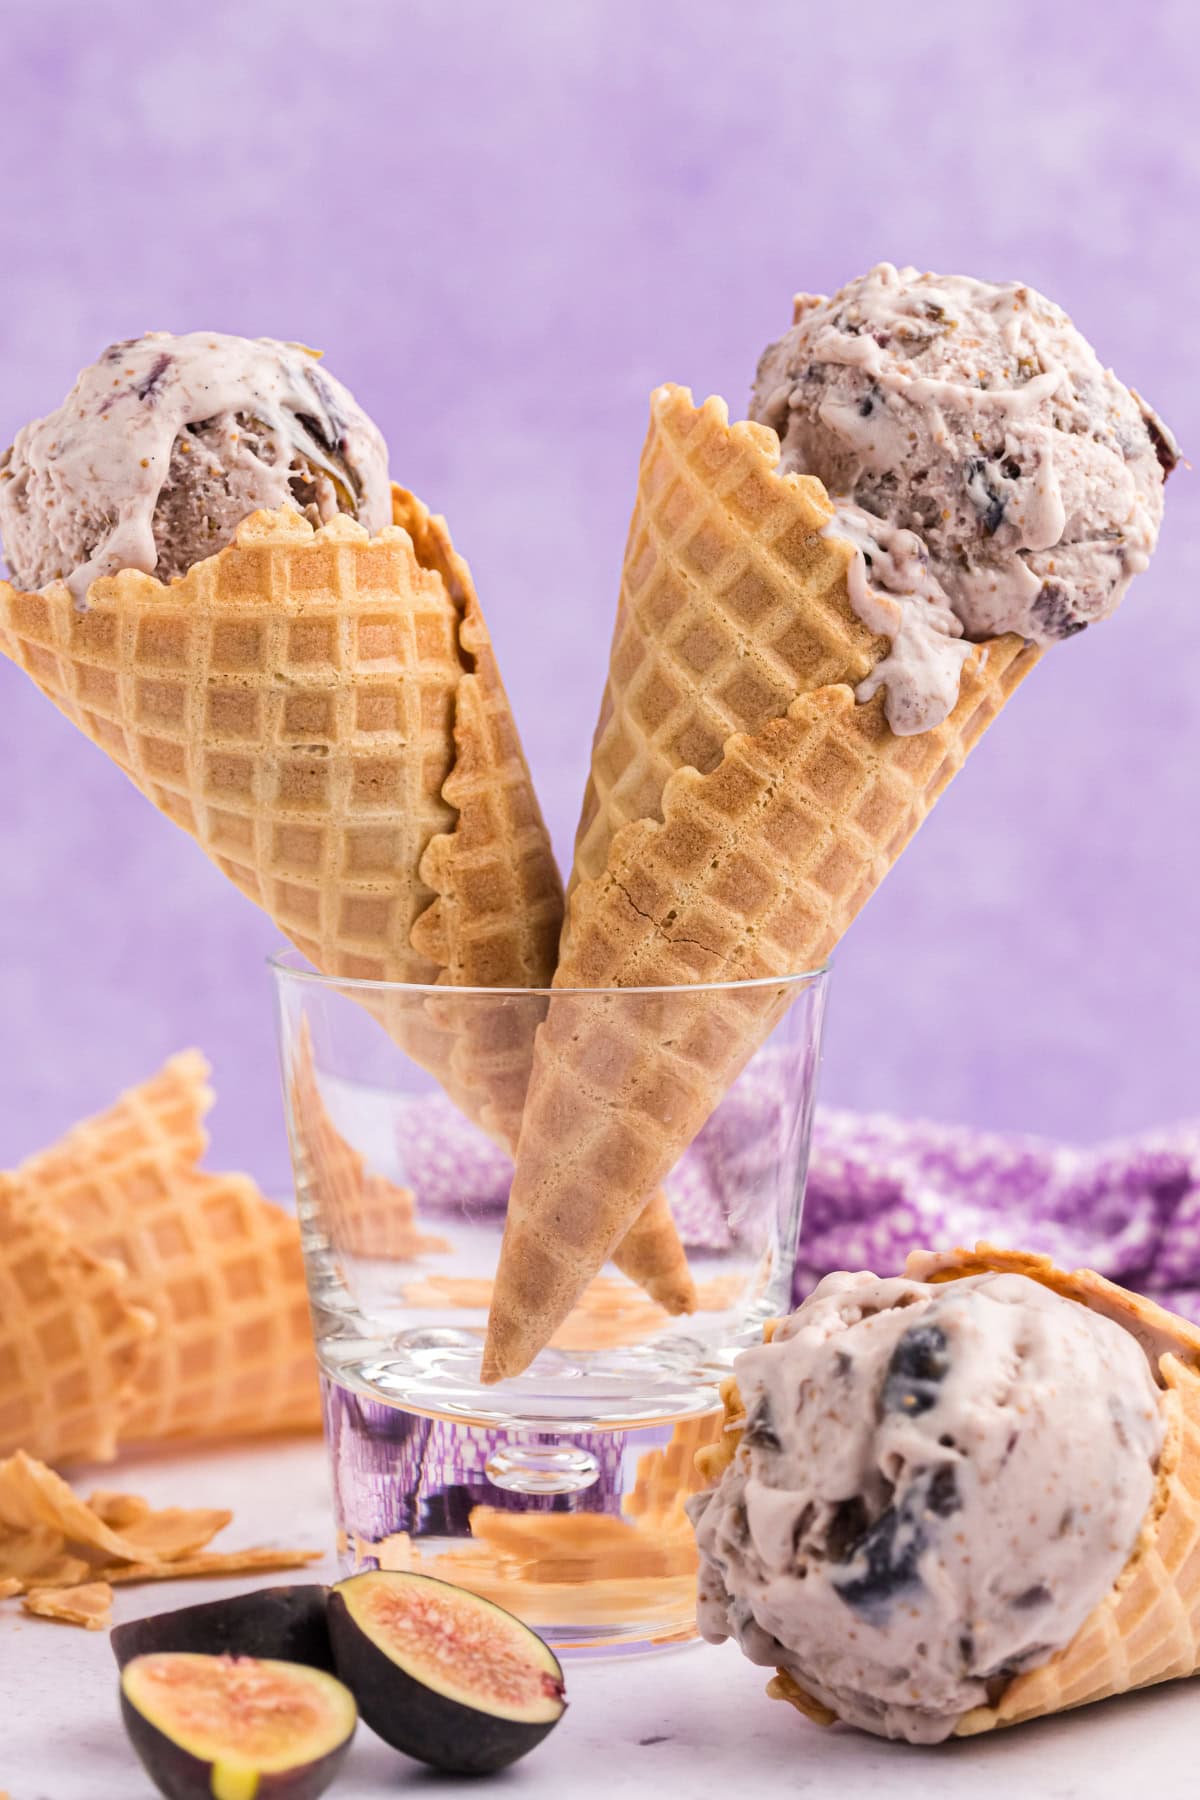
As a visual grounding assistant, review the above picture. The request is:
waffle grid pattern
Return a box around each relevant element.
[568,384,884,911]
[0,1176,153,1464]
[0,494,571,1198]
[395,493,566,1152]
[401,492,565,994]
[488,639,1036,1376]
[0,509,461,983]
[20,1053,320,1443]
[289,1026,448,1263]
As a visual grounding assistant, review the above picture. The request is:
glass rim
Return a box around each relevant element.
[267,945,831,1000]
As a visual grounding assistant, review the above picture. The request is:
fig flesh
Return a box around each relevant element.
[327,1569,565,1775]
[111,1587,333,1672]
[120,1652,355,1800]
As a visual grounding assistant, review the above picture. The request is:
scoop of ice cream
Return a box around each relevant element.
[0,332,392,599]
[751,264,1177,732]
[688,1268,1164,1743]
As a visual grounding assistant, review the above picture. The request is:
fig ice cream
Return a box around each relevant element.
[0,331,391,599]
[751,263,1177,732]
[689,1268,1165,1743]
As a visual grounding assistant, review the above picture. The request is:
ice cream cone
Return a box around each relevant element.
[910,1246,1200,1735]
[708,1246,1200,1736]
[482,387,1039,1381]
[0,492,559,1139]
[0,492,692,1307]
[19,1056,321,1442]
[0,1175,154,1465]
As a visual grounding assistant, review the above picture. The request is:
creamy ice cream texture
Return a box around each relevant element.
[689,1269,1165,1743]
[0,331,392,599]
[752,263,1177,732]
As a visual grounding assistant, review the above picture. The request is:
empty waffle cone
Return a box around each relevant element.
[482,386,1040,1381]
[741,1246,1200,1736]
[0,1174,154,1465]
[19,1055,321,1442]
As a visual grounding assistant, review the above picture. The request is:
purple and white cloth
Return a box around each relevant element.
[394,1048,1200,1319]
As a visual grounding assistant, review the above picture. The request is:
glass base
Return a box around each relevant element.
[321,1369,721,1656]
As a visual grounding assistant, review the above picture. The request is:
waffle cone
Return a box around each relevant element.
[912,1246,1200,1735]
[0,1175,154,1465]
[0,491,690,1308]
[705,1246,1200,1737]
[19,1055,321,1442]
[289,1024,449,1262]
[0,491,559,1155]
[393,497,692,1297]
[482,387,1039,1380]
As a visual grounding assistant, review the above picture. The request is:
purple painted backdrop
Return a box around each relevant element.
[1,1,1196,1189]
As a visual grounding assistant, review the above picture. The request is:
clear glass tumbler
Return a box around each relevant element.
[272,952,828,1655]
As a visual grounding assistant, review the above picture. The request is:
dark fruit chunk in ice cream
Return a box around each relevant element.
[880,1322,949,1415]
[742,1399,782,1450]
[119,1652,356,1800]
[111,1587,334,1673]
[327,1570,566,1775]
[832,1495,925,1620]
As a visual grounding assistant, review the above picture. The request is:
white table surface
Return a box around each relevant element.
[1,1434,1194,1799]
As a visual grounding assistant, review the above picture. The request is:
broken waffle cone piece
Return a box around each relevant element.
[95,1545,322,1585]
[19,1050,213,1184]
[109,1164,320,1444]
[709,1246,1200,1736]
[0,1450,229,1563]
[23,1580,113,1630]
[0,1175,153,1465]
[483,385,1040,1380]
[19,1056,321,1443]
[0,1448,321,1627]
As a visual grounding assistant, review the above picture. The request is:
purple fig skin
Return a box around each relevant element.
[111,1587,334,1672]
[327,1571,566,1776]
[119,1656,356,1800]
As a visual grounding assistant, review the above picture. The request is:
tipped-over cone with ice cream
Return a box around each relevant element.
[483,264,1175,1381]
[0,329,691,1308]
[691,1245,1200,1740]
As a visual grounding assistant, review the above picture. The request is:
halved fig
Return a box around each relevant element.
[327,1570,566,1775]
[111,1587,333,1672]
[120,1652,355,1800]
